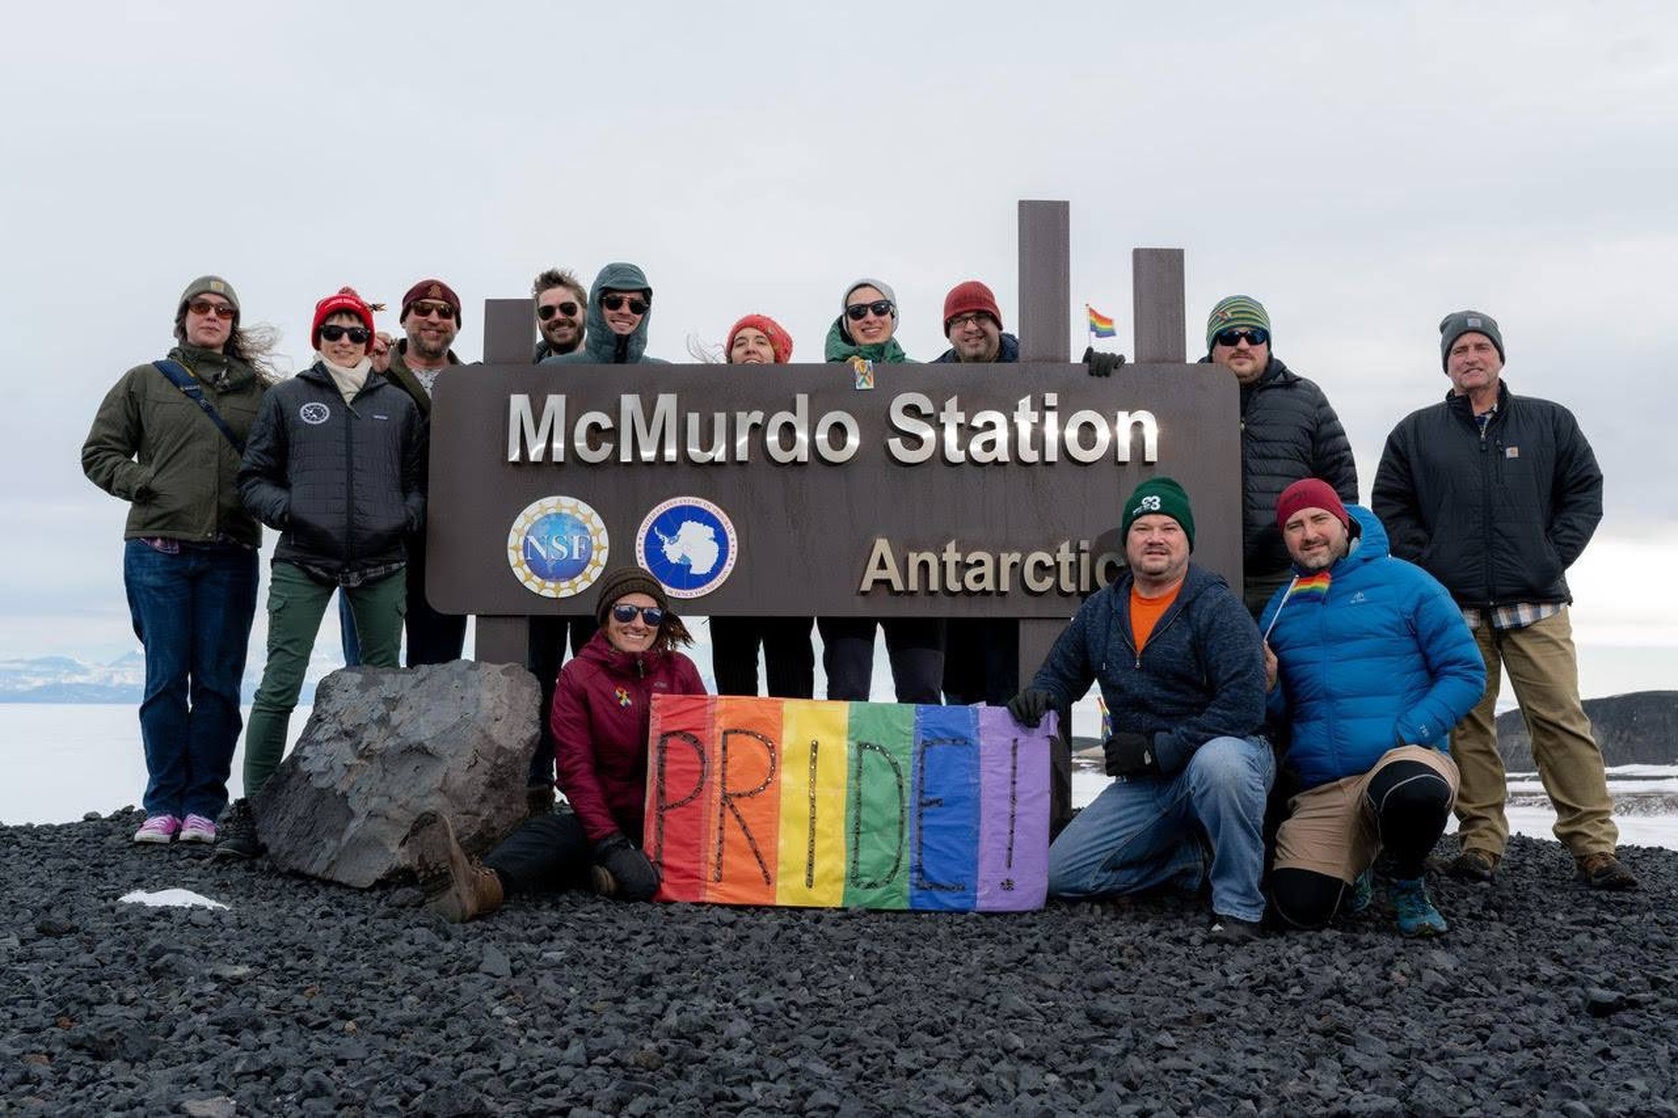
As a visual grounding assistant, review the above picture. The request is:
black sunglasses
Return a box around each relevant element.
[1213,327,1269,348]
[610,604,665,626]
[537,301,580,321]
[601,294,649,315]
[845,300,894,322]
[320,325,371,344]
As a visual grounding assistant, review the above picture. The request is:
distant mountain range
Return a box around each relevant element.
[0,652,337,705]
[1498,691,1678,768]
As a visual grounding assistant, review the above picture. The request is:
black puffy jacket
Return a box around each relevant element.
[1372,381,1601,608]
[238,364,426,584]
[1210,356,1358,577]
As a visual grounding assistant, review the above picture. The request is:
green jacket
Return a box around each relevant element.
[381,340,462,417]
[81,345,267,547]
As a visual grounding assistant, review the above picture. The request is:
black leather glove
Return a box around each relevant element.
[1007,688,1055,728]
[1103,732,1159,777]
[594,833,662,901]
[1083,346,1128,377]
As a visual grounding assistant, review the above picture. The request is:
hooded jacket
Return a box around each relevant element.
[237,363,426,584]
[1030,563,1266,774]
[542,262,669,365]
[1199,355,1358,578]
[933,332,1021,364]
[82,345,268,547]
[1372,381,1602,608]
[551,630,706,845]
[1259,506,1485,791]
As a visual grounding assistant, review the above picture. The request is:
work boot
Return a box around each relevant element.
[213,799,260,860]
[403,811,504,923]
[1445,848,1498,883]
[1389,877,1448,937]
[1575,851,1637,891]
[1207,914,1263,943]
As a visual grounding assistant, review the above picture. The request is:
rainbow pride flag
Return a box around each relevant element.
[1087,304,1117,338]
[643,696,1054,911]
[1289,570,1332,601]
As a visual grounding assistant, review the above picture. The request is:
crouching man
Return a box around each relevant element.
[1008,478,1272,941]
[1261,480,1485,936]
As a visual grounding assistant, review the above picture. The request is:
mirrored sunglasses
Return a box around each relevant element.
[188,300,236,321]
[610,604,664,626]
[1213,327,1269,348]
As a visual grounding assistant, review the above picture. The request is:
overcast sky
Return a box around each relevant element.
[4,2,1674,693]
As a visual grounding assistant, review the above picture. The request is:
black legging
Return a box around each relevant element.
[1270,758,1452,929]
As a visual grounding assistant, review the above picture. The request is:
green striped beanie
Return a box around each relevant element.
[1205,295,1270,351]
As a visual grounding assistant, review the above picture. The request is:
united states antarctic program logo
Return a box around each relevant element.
[508,496,608,599]
[635,497,737,599]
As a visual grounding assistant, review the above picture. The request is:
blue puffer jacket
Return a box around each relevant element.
[1259,506,1485,791]
[540,262,669,365]
[1030,563,1265,774]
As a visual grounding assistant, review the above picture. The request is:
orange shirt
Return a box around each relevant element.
[1131,581,1183,653]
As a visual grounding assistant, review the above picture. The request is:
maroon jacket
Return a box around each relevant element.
[551,630,706,846]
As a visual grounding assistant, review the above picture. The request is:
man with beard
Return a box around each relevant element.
[383,278,467,665]
[532,267,587,361]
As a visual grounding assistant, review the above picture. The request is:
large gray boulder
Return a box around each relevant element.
[254,661,538,887]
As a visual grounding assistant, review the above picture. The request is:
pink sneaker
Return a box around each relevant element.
[133,814,181,844]
[178,814,218,843]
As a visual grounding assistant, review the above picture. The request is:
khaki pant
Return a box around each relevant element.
[1450,607,1617,860]
[1274,745,1459,881]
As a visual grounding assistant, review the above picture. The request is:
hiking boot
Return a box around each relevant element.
[133,814,180,844]
[1389,877,1448,937]
[1446,849,1498,883]
[1207,914,1263,943]
[213,798,261,861]
[1344,868,1374,915]
[403,811,504,923]
[1575,852,1637,891]
[178,814,218,844]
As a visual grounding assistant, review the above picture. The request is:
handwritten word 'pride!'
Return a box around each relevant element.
[643,697,1053,911]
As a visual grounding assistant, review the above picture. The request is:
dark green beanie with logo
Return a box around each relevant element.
[1439,310,1504,370]
[1121,476,1196,551]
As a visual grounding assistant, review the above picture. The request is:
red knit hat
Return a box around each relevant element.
[726,314,794,363]
[1276,478,1349,531]
[399,278,462,324]
[311,287,376,352]
[942,280,1003,335]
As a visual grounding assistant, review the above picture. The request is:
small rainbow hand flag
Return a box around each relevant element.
[1290,570,1332,601]
[1087,305,1116,338]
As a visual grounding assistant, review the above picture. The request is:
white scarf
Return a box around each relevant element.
[319,354,372,403]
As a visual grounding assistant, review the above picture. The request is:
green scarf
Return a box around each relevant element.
[824,317,909,364]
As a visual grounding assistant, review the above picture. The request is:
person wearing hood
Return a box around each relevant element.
[818,279,945,704]
[1260,480,1484,937]
[1201,296,1358,618]
[217,287,425,860]
[709,314,816,699]
[541,262,669,365]
[82,275,277,846]
[404,567,707,921]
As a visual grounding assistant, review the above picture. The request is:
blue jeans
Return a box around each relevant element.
[1048,734,1274,922]
[123,539,259,819]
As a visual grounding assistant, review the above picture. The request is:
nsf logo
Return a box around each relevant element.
[635,497,737,599]
[507,496,609,599]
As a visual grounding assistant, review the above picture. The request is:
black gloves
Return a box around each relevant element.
[1103,732,1159,777]
[1007,688,1056,728]
[594,833,662,901]
[1083,346,1128,377]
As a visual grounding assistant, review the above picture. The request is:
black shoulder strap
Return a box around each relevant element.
[151,359,244,454]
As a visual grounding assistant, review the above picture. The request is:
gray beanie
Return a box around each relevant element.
[1439,310,1504,370]
[841,278,898,322]
[174,275,240,341]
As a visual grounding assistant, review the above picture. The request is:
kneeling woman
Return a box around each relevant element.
[406,567,705,921]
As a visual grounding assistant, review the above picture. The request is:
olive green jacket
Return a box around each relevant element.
[81,345,267,546]
[381,340,461,417]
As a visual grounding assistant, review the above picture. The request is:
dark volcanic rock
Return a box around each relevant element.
[254,662,536,887]
[3,817,1675,1116]
[1498,690,1678,769]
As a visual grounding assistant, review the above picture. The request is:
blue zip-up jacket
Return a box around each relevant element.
[540,262,669,365]
[1030,563,1265,774]
[932,332,1020,364]
[1258,506,1485,791]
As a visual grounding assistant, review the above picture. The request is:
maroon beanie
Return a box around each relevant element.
[726,314,794,363]
[942,280,1003,335]
[400,278,462,324]
[1276,478,1349,531]
[311,287,376,352]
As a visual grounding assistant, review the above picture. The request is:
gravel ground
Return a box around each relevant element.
[3,813,1674,1117]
